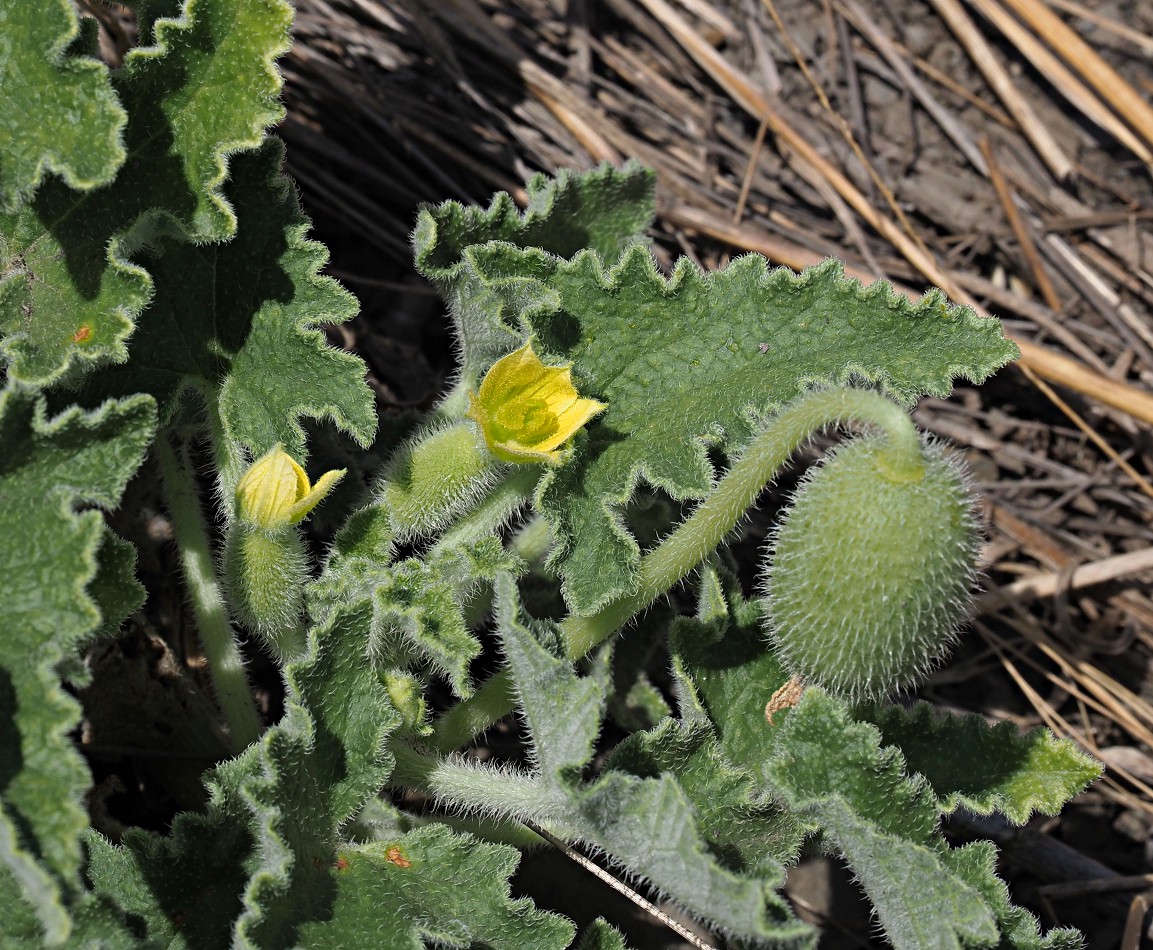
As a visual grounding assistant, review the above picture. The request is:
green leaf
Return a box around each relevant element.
[945,842,1084,950]
[0,1,127,211]
[75,140,375,467]
[429,196,1016,611]
[607,719,807,872]
[762,690,999,950]
[859,701,1100,824]
[575,919,632,950]
[413,162,657,384]
[490,574,813,945]
[526,251,1016,612]
[85,756,261,949]
[0,859,147,950]
[667,566,793,769]
[1,0,294,387]
[235,602,403,948]
[294,827,574,949]
[88,601,404,948]
[0,387,155,940]
[311,537,519,700]
[87,529,147,640]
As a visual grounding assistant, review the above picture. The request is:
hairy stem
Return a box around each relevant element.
[431,387,919,751]
[562,388,919,659]
[157,436,261,753]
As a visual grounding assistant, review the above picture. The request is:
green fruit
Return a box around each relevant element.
[762,434,979,701]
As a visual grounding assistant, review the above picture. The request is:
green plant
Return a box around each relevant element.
[1,3,1100,947]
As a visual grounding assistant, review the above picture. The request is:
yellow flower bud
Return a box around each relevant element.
[467,342,606,465]
[235,444,346,529]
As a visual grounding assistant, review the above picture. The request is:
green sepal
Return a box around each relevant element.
[293,828,575,949]
[224,522,308,662]
[379,420,501,539]
[0,387,155,940]
[859,701,1101,824]
[0,0,127,211]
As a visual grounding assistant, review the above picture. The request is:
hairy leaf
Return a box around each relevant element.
[0,388,155,941]
[234,602,403,948]
[762,690,998,950]
[491,574,813,945]
[294,827,574,949]
[413,162,657,387]
[575,919,632,950]
[88,600,403,948]
[0,1,126,211]
[87,529,147,640]
[667,566,793,769]
[1,0,294,387]
[860,701,1100,824]
[81,140,375,471]
[945,842,1085,950]
[311,536,519,700]
[608,719,807,873]
[516,251,1017,612]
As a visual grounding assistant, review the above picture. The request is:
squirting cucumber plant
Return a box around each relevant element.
[0,2,1102,948]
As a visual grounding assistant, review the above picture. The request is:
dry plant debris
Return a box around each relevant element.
[275,0,1153,944]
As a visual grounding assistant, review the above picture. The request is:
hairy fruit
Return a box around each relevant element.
[762,434,980,702]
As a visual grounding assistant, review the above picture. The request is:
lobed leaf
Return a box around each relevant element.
[0,1,126,211]
[667,565,793,769]
[88,599,403,948]
[294,827,574,949]
[945,841,1085,950]
[0,387,155,942]
[1,0,295,388]
[311,536,519,700]
[77,140,375,473]
[413,162,657,386]
[762,690,999,950]
[859,701,1101,824]
[492,574,813,945]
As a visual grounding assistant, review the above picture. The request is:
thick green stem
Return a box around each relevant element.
[157,437,261,753]
[430,387,920,751]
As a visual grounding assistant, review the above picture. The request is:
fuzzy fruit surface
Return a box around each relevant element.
[763,435,978,702]
[225,522,308,659]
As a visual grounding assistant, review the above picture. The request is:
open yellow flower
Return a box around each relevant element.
[235,444,346,530]
[467,342,606,465]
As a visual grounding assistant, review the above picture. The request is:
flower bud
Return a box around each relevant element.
[235,444,345,530]
[761,434,980,702]
[227,446,344,661]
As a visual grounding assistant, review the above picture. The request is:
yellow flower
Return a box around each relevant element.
[467,341,606,465]
[235,444,346,530]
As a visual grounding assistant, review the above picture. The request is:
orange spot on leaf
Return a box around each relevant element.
[334,856,349,871]
[71,325,91,343]
[385,846,412,868]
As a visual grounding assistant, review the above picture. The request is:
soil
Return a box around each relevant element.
[87,0,1153,946]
